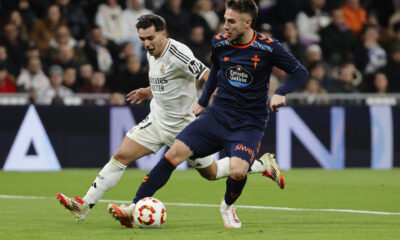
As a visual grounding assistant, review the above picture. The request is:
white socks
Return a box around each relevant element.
[215,157,264,179]
[83,157,127,205]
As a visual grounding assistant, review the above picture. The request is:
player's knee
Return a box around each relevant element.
[113,150,131,165]
[229,169,247,180]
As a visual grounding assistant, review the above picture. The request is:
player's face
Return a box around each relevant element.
[138,26,167,58]
[223,8,252,43]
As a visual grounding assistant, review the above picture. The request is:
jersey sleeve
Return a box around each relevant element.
[270,41,302,73]
[169,43,208,81]
[270,41,309,95]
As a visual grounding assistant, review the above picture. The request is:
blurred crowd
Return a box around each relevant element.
[0,0,399,105]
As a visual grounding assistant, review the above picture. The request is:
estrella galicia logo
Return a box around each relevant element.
[226,65,253,87]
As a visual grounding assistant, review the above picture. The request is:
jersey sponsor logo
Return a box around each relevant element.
[149,77,168,92]
[226,65,253,87]
[188,60,206,76]
[234,144,255,163]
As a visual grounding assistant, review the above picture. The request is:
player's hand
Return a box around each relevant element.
[126,87,152,104]
[270,94,286,112]
[192,103,206,117]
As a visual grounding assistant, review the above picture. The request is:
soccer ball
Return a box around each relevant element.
[134,197,167,228]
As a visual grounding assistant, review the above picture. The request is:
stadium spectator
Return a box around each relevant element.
[308,60,332,89]
[384,42,400,92]
[0,62,17,93]
[304,44,323,65]
[296,0,331,45]
[55,0,89,40]
[259,23,273,38]
[108,92,126,105]
[35,64,73,105]
[16,56,50,92]
[63,67,79,92]
[46,24,87,64]
[282,21,307,63]
[371,72,390,93]
[327,62,360,93]
[112,42,136,73]
[30,4,64,58]
[341,0,366,36]
[121,0,153,60]
[7,10,30,42]
[84,26,120,74]
[157,0,192,42]
[354,25,387,75]
[0,23,29,77]
[0,44,18,78]
[80,71,111,94]
[77,63,94,85]
[95,0,126,43]
[17,0,37,32]
[54,45,81,71]
[319,7,356,66]
[300,77,329,104]
[185,25,211,66]
[112,55,148,94]
[193,0,220,32]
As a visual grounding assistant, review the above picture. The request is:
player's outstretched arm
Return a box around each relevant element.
[269,94,286,112]
[126,86,152,104]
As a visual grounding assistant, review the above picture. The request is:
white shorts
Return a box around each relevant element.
[126,112,213,169]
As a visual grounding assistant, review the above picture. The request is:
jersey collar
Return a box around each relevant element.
[230,31,257,49]
[159,39,171,59]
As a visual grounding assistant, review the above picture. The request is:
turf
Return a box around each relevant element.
[0,168,399,240]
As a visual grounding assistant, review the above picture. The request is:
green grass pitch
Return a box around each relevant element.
[0,168,399,240]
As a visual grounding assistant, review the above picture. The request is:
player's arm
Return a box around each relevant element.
[126,86,152,104]
[194,64,219,116]
[270,42,309,112]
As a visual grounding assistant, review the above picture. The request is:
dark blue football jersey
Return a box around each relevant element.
[198,31,308,129]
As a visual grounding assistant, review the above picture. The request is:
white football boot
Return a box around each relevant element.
[259,153,285,189]
[219,199,241,228]
[107,203,135,228]
[56,193,90,221]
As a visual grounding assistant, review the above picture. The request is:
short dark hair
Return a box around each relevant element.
[136,14,166,32]
[225,0,258,27]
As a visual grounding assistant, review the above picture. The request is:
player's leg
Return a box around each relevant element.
[191,154,285,189]
[58,114,161,221]
[57,137,152,222]
[219,156,248,228]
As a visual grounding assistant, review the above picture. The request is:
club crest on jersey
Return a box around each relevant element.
[226,65,253,87]
[160,64,165,74]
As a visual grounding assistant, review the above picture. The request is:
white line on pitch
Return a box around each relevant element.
[1,194,399,216]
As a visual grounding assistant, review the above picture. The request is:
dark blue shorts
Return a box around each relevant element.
[176,108,264,166]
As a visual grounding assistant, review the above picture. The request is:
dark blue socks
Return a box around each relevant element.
[224,175,247,205]
[133,155,176,203]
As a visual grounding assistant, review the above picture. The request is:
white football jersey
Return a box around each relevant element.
[147,38,208,128]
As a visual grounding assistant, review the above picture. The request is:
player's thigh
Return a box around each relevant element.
[113,136,153,165]
[176,111,223,159]
[225,127,264,169]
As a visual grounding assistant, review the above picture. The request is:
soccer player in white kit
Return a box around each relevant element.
[56,14,284,227]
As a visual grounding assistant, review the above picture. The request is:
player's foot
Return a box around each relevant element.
[56,193,90,221]
[260,153,285,189]
[219,200,241,228]
[107,203,135,228]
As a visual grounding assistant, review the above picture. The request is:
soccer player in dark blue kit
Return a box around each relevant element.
[112,0,308,228]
